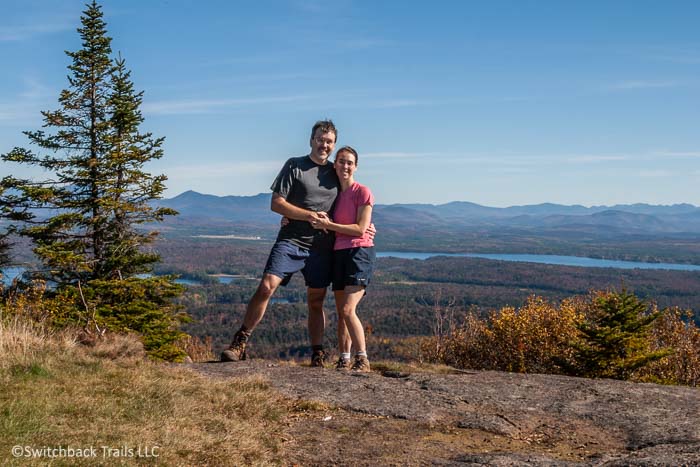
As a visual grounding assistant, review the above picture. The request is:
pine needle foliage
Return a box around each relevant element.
[1,186,15,271]
[572,290,671,380]
[0,1,185,360]
[0,232,10,272]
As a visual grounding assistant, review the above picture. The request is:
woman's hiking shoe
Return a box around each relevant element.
[351,355,371,372]
[334,357,352,370]
[220,333,248,362]
[310,349,327,368]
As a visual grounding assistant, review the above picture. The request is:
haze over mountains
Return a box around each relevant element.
[158,191,700,236]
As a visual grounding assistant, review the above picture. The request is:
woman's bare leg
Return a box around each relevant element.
[334,290,352,354]
[338,286,366,353]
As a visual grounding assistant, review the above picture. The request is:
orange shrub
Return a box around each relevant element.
[422,295,583,374]
[2,281,74,324]
[638,308,700,386]
[487,295,583,373]
[421,290,700,386]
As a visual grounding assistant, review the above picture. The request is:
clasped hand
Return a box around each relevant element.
[309,211,330,230]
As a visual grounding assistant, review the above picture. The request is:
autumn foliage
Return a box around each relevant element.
[421,290,700,386]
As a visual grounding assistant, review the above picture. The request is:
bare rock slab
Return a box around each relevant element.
[192,361,699,465]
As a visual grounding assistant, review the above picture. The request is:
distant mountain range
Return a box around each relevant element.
[157,191,700,235]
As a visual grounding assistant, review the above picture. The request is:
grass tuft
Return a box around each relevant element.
[0,312,289,465]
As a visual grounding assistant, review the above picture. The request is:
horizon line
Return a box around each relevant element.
[165,190,699,210]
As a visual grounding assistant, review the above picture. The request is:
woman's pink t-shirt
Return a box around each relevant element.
[333,182,374,250]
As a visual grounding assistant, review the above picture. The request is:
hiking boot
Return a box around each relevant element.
[334,357,352,370]
[310,349,326,368]
[220,332,248,362]
[351,355,371,372]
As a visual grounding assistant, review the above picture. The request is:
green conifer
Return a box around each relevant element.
[1,1,186,359]
[2,1,115,285]
[0,189,11,270]
[573,290,670,379]
[0,232,9,271]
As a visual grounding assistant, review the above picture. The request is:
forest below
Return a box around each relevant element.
[153,236,700,360]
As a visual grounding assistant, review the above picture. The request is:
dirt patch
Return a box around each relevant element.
[282,409,608,466]
[192,361,700,465]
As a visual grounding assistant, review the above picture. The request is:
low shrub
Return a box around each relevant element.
[421,289,700,386]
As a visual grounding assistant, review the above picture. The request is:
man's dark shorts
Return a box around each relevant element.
[332,247,375,291]
[263,239,333,288]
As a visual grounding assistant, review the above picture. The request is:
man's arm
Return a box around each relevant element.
[271,193,322,223]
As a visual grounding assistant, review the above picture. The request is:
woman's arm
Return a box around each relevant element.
[313,205,372,237]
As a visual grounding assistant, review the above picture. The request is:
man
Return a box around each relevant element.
[221,120,341,366]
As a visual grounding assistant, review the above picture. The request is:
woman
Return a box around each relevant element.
[311,146,375,372]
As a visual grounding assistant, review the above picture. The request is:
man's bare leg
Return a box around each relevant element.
[243,273,284,330]
[221,273,283,361]
[307,287,327,345]
[307,286,327,366]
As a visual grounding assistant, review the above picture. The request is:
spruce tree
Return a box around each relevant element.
[85,54,187,361]
[0,231,9,271]
[2,0,115,285]
[0,1,186,359]
[573,290,670,380]
[0,189,11,269]
[101,55,176,277]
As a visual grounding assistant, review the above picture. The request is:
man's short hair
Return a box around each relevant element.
[311,120,337,143]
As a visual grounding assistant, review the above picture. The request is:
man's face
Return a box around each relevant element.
[310,130,336,162]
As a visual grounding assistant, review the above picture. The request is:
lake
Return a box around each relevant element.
[377,252,700,271]
[1,266,24,285]
[1,268,240,286]
[6,253,700,286]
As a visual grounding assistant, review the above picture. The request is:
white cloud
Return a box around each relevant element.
[0,78,58,124]
[364,152,635,166]
[611,80,680,90]
[658,151,700,158]
[565,155,632,163]
[363,152,432,160]
[142,95,312,116]
[0,102,41,124]
[335,38,394,50]
[0,21,72,41]
[146,72,313,94]
[485,166,534,174]
[18,77,54,100]
[166,161,281,179]
[292,0,352,14]
[645,47,700,65]
[638,170,674,178]
[370,99,425,108]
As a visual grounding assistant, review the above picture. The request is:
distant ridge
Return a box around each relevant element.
[159,191,276,223]
[157,191,700,234]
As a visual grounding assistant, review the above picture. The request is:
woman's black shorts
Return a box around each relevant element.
[332,247,375,291]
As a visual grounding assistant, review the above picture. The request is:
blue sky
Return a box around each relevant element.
[1,0,699,207]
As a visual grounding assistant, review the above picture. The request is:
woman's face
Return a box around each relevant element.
[335,150,357,181]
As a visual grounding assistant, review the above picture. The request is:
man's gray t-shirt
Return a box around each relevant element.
[270,155,339,250]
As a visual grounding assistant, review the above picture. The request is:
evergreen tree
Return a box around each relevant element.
[0,189,10,270]
[101,55,176,277]
[0,1,186,359]
[572,290,670,379]
[2,1,115,285]
[0,231,10,271]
